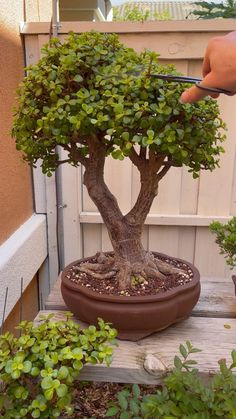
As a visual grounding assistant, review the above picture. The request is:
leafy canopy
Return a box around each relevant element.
[12,31,225,177]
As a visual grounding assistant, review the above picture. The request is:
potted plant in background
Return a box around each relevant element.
[12,32,225,340]
[210,216,236,293]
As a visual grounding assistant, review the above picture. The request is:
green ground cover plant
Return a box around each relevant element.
[106,341,236,418]
[0,313,117,418]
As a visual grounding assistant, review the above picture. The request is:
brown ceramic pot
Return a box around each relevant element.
[61,252,200,341]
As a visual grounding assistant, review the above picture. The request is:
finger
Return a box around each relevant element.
[180,85,208,103]
[180,72,219,103]
[202,55,211,78]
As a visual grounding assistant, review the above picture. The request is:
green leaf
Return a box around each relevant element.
[72,347,84,360]
[121,132,129,141]
[130,399,140,415]
[52,409,61,417]
[44,388,54,401]
[179,344,188,359]
[132,384,141,398]
[120,412,130,419]
[22,360,32,373]
[181,149,188,158]
[174,356,182,369]
[14,385,26,399]
[231,349,236,364]
[58,366,69,380]
[31,367,40,377]
[118,392,128,410]
[41,376,54,390]
[147,129,154,139]
[105,406,120,416]
[12,370,21,379]
[73,74,83,82]
[32,409,41,418]
[56,384,68,398]
[73,360,83,370]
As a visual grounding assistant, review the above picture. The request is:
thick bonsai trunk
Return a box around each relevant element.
[82,137,181,289]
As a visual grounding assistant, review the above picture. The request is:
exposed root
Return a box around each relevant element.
[73,252,117,279]
[74,251,184,289]
[79,259,115,273]
[150,254,184,276]
[143,266,166,282]
[75,267,117,280]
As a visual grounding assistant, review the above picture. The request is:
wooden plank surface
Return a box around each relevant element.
[79,212,232,226]
[34,310,236,384]
[45,276,236,318]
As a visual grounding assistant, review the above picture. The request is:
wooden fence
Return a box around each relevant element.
[22,20,236,281]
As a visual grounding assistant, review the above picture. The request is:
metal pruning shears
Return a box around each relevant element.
[151,74,231,95]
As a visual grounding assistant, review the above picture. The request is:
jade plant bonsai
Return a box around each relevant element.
[0,313,117,418]
[12,32,225,290]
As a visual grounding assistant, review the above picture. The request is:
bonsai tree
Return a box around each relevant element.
[12,32,225,290]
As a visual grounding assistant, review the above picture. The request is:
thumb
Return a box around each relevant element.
[180,85,209,103]
[180,73,219,104]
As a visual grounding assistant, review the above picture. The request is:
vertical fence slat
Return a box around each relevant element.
[83,224,102,257]
[194,227,231,277]
[148,226,180,258]
[151,168,182,214]
[197,95,236,216]
[104,157,133,214]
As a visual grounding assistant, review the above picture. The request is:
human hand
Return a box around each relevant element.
[180,31,236,103]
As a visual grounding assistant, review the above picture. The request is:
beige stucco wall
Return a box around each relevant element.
[0,1,34,245]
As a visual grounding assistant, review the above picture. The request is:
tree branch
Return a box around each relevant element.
[57,159,70,166]
[129,146,146,170]
[64,143,88,167]
[157,164,171,181]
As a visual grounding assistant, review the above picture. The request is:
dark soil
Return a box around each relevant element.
[65,253,194,297]
[61,381,158,418]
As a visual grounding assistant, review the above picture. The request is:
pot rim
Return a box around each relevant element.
[61,252,200,304]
